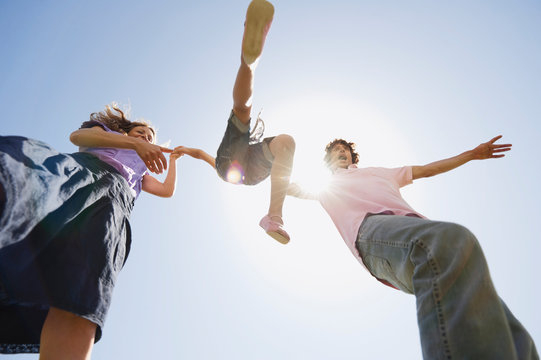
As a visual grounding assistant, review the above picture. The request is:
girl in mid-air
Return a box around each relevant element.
[178,0,295,245]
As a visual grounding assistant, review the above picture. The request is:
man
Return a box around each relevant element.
[288,136,538,359]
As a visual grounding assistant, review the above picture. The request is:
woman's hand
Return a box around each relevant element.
[133,140,172,174]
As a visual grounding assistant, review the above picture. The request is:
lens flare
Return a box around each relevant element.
[226,161,245,184]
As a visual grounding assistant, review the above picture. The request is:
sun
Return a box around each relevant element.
[218,91,424,304]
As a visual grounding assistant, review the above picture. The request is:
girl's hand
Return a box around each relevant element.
[170,149,184,161]
[171,145,216,169]
[134,140,172,174]
[172,146,201,159]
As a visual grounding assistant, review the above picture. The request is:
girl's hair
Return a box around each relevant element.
[83,103,156,143]
[323,138,360,168]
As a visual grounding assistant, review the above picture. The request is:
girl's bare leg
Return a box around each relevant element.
[39,307,96,360]
[267,135,295,220]
[234,0,295,244]
[232,59,254,125]
[233,0,274,125]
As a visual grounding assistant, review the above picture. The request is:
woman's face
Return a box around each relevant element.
[128,126,154,144]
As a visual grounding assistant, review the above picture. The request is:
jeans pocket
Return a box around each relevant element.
[363,254,413,293]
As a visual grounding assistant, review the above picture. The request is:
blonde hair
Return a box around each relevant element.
[84,103,156,143]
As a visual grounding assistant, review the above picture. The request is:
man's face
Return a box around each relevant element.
[329,143,353,171]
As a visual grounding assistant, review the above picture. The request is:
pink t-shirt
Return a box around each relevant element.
[317,165,425,262]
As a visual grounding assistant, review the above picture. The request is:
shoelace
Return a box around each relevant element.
[249,109,265,144]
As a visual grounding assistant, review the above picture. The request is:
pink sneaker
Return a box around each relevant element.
[242,0,274,66]
[259,215,290,244]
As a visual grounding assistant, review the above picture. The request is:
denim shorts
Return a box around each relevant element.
[216,111,274,185]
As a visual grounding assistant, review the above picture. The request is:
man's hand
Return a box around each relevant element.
[287,182,302,196]
[471,135,512,160]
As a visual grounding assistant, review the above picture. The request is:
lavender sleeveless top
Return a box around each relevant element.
[79,120,148,198]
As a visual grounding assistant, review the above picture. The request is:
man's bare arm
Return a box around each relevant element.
[412,135,512,180]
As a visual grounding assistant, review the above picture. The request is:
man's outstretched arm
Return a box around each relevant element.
[287,182,319,200]
[412,135,512,180]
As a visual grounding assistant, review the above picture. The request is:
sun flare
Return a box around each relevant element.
[219,92,424,302]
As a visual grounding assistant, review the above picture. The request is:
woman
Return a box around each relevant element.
[0,104,181,359]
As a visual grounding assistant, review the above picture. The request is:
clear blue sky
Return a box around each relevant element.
[1,1,540,359]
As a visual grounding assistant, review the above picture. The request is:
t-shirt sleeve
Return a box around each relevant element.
[394,166,413,187]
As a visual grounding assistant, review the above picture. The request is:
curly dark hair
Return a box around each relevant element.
[81,104,156,143]
[323,139,359,168]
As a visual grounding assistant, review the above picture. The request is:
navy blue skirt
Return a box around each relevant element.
[0,136,134,353]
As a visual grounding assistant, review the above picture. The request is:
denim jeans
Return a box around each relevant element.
[356,214,538,360]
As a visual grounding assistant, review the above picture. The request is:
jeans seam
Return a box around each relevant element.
[414,238,453,360]
[360,237,409,249]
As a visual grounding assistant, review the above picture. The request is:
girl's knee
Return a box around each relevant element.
[232,107,251,124]
[271,134,296,154]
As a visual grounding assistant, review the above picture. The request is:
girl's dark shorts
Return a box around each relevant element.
[216,111,275,185]
[0,136,134,353]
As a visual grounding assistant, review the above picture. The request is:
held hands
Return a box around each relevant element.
[170,150,183,161]
[133,140,172,174]
[172,146,202,159]
[171,146,216,169]
[471,135,512,160]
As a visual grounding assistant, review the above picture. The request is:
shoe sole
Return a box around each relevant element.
[243,0,274,65]
[266,230,289,245]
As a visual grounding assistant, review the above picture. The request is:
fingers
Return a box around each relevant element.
[489,135,503,144]
[493,144,512,149]
[170,148,185,160]
[171,146,186,157]
[145,159,162,174]
[146,149,168,174]
[483,135,512,160]
[134,141,171,174]
[159,152,167,172]
[487,143,511,159]
[488,135,512,148]
[145,159,156,173]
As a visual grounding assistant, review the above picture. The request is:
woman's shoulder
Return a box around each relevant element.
[79,120,118,134]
